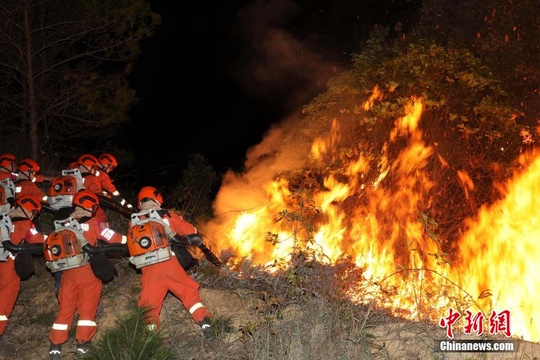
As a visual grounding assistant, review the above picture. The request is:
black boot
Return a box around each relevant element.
[76,341,91,357]
[200,317,214,340]
[49,343,62,360]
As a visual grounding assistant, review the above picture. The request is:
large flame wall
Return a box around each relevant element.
[200,97,539,343]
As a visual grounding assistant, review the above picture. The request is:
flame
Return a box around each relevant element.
[200,91,540,343]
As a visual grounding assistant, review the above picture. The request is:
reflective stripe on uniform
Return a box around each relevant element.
[0,315,8,321]
[189,303,205,315]
[52,323,69,330]
[147,324,157,331]
[100,228,115,241]
[77,319,97,327]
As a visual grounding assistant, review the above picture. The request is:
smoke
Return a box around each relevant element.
[231,0,341,112]
[201,1,343,245]
[211,113,310,218]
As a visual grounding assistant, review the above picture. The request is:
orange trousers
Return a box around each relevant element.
[49,265,102,345]
[139,256,210,329]
[0,258,20,335]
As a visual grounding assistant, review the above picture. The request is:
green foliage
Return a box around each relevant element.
[30,309,57,326]
[87,302,174,360]
[300,30,530,248]
[211,315,235,337]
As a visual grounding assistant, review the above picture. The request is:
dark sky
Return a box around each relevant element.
[116,0,421,187]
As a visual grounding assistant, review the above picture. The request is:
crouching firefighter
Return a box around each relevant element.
[126,186,214,339]
[44,189,127,360]
[0,195,46,338]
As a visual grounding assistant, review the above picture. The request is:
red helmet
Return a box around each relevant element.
[137,186,163,206]
[99,153,118,170]
[18,158,40,173]
[66,161,79,170]
[77,154,99,171]
[15,194,42,214]
[0,153,16,169]
[73,189,99,212]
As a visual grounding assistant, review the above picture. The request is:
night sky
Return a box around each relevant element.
[116,0,421,187]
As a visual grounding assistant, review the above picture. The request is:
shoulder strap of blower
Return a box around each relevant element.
[0,212,14,261]
[129,209,175,238]
[50,217,89,249]
[0,178,16,213]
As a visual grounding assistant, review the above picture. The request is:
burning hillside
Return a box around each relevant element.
[200,89,539,344]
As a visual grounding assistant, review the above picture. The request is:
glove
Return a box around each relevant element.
[170,233,202,247]
[186,234,203,246]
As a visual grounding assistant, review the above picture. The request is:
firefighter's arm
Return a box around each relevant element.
[112,191,133,209]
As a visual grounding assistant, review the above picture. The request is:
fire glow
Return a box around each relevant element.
[201,92,539,344]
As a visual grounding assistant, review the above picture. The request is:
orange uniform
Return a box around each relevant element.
[0,203,45,335]
[79,173,125,243]
[130,186,211,338]
[80,172,108,223]
[14,179,47,202]
[135,210,211,329]
[14,158,48,203]
[0,172,17,181]
[97,170,118,196]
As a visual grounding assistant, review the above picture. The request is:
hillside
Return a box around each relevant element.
[1,253,540,360]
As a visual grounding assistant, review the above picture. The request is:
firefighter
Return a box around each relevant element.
[76,154,111,231]
[97,153,133,209]
[0,154,18,181]
[0,154,17,213]
[48,190,125,359]
[130,186,213,339]
[14,158,48,203]
[0,195,46,338]
[47,172,126,299]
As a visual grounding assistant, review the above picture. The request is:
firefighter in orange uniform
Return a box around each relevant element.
[14,158,48,203]
[0,195,45,337]
[76,154,116,237]
[48,190,125,359]
[0,154,18,213]
[130,186,213,339]
[0,154,18,181]
[97,153,133,209]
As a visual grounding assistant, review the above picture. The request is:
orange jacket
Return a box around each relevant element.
[10,217,46,245]
[0,170,17,181]
[14,179,47,202]
[81,173,102,194]
[96,170,118,196]
[162,210,197,235]
[91,215,125,244]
